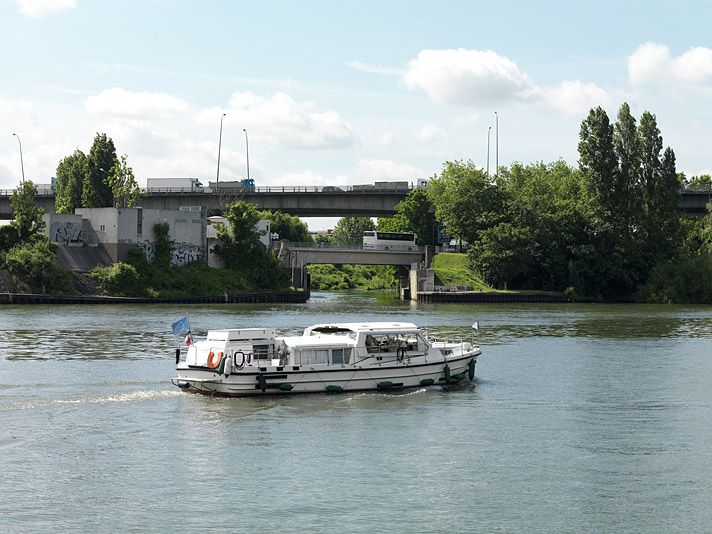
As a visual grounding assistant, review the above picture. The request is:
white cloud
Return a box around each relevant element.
[451,112,480,127]
[403,47,615,118]
[416,124,446,142]
[356,158,424,181]
[629,42,712,86]
[16,0,76,17]
[378,131,395,146]
[347,61,402,76]
[86,87,191,118]
[540,80,612,116]
[222,91,354,150]
[403,48,533,106]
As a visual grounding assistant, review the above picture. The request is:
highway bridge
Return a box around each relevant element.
[0,184,410,219]
[0,185,711,220]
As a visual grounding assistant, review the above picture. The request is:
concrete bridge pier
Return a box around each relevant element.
[405,264,435,301]
[291,266,308,290]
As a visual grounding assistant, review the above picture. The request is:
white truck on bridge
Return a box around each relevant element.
[146,178,204,192]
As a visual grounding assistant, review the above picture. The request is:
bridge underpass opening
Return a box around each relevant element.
[305,263,409,292]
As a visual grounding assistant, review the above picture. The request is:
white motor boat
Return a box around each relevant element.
[172,322,481,396]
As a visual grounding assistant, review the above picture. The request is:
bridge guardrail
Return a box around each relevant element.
[285,241,422,252]
[1,185,414,195]
[147,185,414,194]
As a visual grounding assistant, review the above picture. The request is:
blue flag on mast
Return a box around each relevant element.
[171,316,190,335]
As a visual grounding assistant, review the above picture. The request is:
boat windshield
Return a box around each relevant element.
[365,333,422,354]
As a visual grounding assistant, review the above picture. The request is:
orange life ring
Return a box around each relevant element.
[207,351,223,369]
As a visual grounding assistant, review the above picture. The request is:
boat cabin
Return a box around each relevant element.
[186,328,278,367]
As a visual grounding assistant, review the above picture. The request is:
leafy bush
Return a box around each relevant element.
[6,237,74,294]
[91,262,147,297]
[636,254,712,304]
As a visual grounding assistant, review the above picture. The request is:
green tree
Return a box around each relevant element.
[214,200,289,290]
[637,113,681,266]
[497,161,589,291]
[6,237,73,294]
[332,216,375,247]
[10,180,45,242]
[55,149,87,214]
[109,154,145,208]
[578,106,618,221]
[82,133,118,207]
[392,188,437,245]
[428,160,508,245]
[687,174,712,188]
[578,107,646,298]
[258,210,311,242]
[0,225,20,255]
[91,262,147,297]
[613,102,641,229]
[469,222,531,289]
[152,222,174,268]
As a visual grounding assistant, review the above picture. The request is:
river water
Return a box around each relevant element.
[2,292,712,533]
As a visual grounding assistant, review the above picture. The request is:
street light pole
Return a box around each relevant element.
[12,133,25,183]
[243,128,250,181]
[487,126,492,177]
[494,111,499,178]
[216,113,226,188]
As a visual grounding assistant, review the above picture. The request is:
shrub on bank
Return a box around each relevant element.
[636,254,712,304]
[6,237,74,294]
[91,262,148,297]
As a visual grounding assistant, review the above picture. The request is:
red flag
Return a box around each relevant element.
[185,332,193,346]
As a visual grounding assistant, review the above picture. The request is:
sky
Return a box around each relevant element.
[1,0,712,229]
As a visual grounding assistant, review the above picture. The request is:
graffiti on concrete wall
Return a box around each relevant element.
[137,240,156,263]
[50,222,86,246]
[171,243,204,266]
[137,240,204,267]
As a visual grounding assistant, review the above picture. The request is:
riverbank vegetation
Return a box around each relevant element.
[371,102,712,303]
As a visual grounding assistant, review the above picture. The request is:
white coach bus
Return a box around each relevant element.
[362,231,418,251]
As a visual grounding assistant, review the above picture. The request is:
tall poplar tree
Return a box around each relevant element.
[578,106,618,222]
[613,102,641,230]
[55,149,87,214]
[82,133,118,208]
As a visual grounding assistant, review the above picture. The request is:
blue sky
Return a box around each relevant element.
[2,0,712,227]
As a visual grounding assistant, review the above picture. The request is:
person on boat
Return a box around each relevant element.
[366,335,378,353]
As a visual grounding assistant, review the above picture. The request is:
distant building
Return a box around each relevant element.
[44,206,207,266]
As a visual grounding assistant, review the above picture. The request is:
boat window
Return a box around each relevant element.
[315,350,329,364]
[253,344,272,360]
[365,333,413,353]
[332,348,353,365]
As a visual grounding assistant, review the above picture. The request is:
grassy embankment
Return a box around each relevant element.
[432,253,491,290]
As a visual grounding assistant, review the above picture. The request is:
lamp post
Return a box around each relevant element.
[494,111,499,178]
[12,133,25,183]
[216,113,226,188]
[486,126,492,177]
[243,128,250,181]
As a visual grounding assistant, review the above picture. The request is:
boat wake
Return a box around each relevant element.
[55,390,182,405]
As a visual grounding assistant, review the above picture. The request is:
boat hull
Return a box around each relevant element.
[173,353,478,397]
